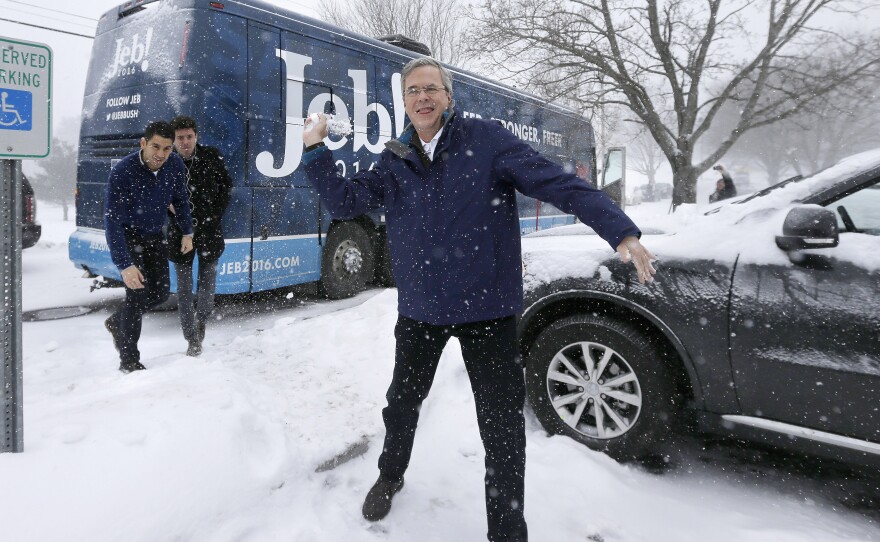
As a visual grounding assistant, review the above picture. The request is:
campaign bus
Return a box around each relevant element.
[68,0,625,298]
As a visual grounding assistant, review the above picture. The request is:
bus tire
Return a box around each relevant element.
[320,222,375,299]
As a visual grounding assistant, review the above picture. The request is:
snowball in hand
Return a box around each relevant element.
[325,114,353,137]
[304,113,352,137]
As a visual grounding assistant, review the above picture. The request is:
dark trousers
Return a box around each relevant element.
[108,232,170,363]
[175,257,219,341]
[378,315,528,542]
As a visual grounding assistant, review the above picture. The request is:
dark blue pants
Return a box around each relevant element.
[108,232,170,364]
[378,315,528,541]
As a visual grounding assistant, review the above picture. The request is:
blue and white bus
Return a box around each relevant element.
[69,0,624,298]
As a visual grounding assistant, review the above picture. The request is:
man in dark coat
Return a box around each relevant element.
[104,121,194,373]
[302,57,656,542]
[167,115,232,356]
[711,164,738,202]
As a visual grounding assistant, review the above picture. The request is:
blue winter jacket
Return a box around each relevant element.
[302,110,641,325]
[104,150,193,271]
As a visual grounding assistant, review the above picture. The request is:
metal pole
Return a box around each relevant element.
[1,158,24,453]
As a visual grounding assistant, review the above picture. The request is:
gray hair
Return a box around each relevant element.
[401,57,455,110]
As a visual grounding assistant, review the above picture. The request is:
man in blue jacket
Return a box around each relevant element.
[104,121,194,374]
[302,57,655,541]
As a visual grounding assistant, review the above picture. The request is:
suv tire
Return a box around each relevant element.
[525,314,681,461]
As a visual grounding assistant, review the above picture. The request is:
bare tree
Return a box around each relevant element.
[702,97,791,187]
[26,138,77,221]
[468,0,880,207]
[783,83,880,173]
[627,125,666,188]
[318,0,469,65]
[706,53,880,185]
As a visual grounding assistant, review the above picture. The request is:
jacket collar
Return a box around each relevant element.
[138,150,163,176]
[385,110,456,163]
[175,143,200,163]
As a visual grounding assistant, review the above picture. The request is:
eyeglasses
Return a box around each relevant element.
[404,85,447,98]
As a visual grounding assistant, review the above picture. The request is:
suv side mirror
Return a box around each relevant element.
[775,206,839,251]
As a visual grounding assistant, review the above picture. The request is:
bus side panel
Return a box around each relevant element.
[249,187,322,292]
[69,227,119,281]
[290,34,388,241]
[245,24,324,293]
[246,28,394,292]
[72,8,252,291]
[246,22,286,188]
[181,11,251,294]
[76,2,599,296]
[70,185,257,292]
[213,186,253,294]
[181,10,249,183]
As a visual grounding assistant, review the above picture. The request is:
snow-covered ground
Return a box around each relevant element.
[2,202,878,541]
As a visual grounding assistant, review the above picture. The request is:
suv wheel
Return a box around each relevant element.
[525,314,681,461]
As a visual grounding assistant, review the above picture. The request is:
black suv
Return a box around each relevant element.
[519,150,880,467]
[21,174,41,249]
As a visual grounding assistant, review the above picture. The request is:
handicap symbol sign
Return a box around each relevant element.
[0,88,32,131]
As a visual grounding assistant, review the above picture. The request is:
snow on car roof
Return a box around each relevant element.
[522,148,880,289]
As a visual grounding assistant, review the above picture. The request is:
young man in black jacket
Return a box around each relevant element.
[104,121,194,373]
[168,116,232,356]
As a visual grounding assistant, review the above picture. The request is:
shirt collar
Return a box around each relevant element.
[138,150,160,176]
[419,127,444,161]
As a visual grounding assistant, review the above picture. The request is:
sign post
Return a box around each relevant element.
[1,36,52,453]
[1,160,24,453]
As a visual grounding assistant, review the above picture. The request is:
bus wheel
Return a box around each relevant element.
[320,222,375,299]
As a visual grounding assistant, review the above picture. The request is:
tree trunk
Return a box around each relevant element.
[671,161,699,209]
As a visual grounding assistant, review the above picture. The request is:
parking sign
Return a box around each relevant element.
[0,37,51,158]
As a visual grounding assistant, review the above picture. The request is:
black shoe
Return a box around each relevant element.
[362,475,404,521]
[119,360,146,373]
[105,316,122,354]
[186,340,202,357]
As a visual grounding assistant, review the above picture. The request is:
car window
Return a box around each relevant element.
[828,179,880,235]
